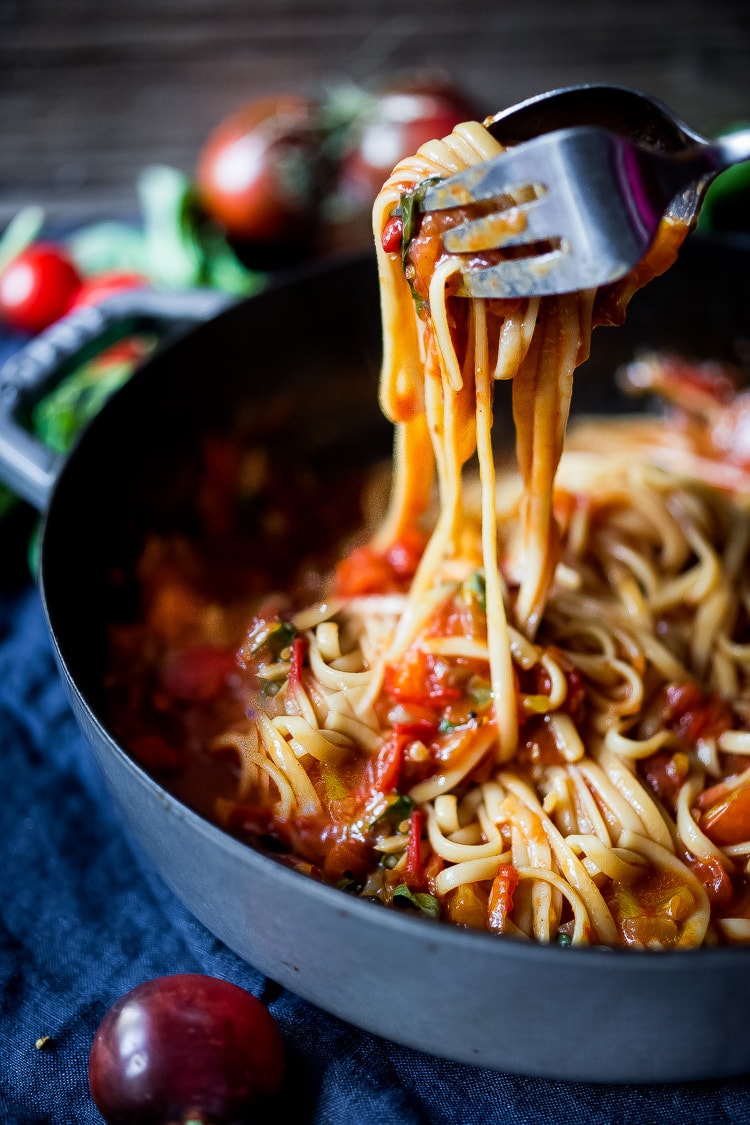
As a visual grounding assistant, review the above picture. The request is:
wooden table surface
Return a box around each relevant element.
[1,0,749,228]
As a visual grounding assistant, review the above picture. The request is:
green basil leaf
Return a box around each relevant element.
[468,675,493,710]
[371,793,414,829]
[393,883,440,919]
[32,355,142,454]
[400,176,442,269]
[464,569,487,610]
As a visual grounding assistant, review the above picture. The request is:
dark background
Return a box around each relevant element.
[1,0,749,227]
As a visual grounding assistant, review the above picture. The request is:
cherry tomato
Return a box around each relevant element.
[69,270,148,310]
[195,95,321,243]
[701,784,750,847]
[88,974,286,1125]
[0,243,82,333]
[340,78,480,205]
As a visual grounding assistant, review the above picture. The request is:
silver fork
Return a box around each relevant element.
[419,86,750,299]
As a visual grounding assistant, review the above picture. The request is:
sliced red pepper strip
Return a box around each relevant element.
[488,862,519,932]
[289,635,307,687]
[404,809,426,887]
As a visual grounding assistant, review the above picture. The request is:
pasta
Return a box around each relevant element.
[106,119,750,951]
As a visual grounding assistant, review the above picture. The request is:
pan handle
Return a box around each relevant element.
[0,287,236,511]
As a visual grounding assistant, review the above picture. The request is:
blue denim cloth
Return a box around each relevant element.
[2,340,750,1125]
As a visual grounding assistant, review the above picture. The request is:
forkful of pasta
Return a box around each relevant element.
[419,84,750,298]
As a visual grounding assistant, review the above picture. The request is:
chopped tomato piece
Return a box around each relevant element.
[130,734,181,772]
[385,648,461,706]
[358,732,406,804]
[322,837,372,883]
[686,852,734,909]
[161,645,237,703]
[640,749,690,811]
[384,527,427,579]
[334,530,426,596]
[404,809,426,888]
[392,718,438,741]
[488,863,519,932]
[381,214,403,254]
[662,682,733,745]
[446,882,488,929]
[700,785,750,847]
[334,545,395,596]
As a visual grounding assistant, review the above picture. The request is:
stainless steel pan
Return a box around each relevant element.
[1,239,749,1084]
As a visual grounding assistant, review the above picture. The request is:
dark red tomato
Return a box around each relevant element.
[340,80,480,205]
[0,243,82,333]
[88,974,285,1125]
[195,94,321,242]
[69,270,148,310]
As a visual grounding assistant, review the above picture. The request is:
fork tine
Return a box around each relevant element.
[455,250,628,299]
[442,197,563,255]
[420,133,560,212]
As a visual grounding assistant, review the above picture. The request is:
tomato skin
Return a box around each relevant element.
[340,84,479,205]
[195,95,321,242]
[69,270,148,310]
[700,785,750,847]
[381,214,403,254]
[384,648,461,707]
[0,243,82,333]
[358,732,406,804]
[334,530,425,596]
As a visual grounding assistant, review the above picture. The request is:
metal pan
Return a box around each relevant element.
[1,238,749,1084]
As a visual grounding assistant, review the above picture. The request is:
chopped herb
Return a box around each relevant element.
[393,884,440,919]
[439,709,479,734]
[260,679,282,698]
[400,176,443,310]
[371,793,414,830]
[557,932,573,947]
[464,569,487,611]
[338,872,364,895]
[468,675,493,710]
[251,620,297,659]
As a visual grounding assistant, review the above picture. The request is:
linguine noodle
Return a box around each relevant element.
[107,119,750,950]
